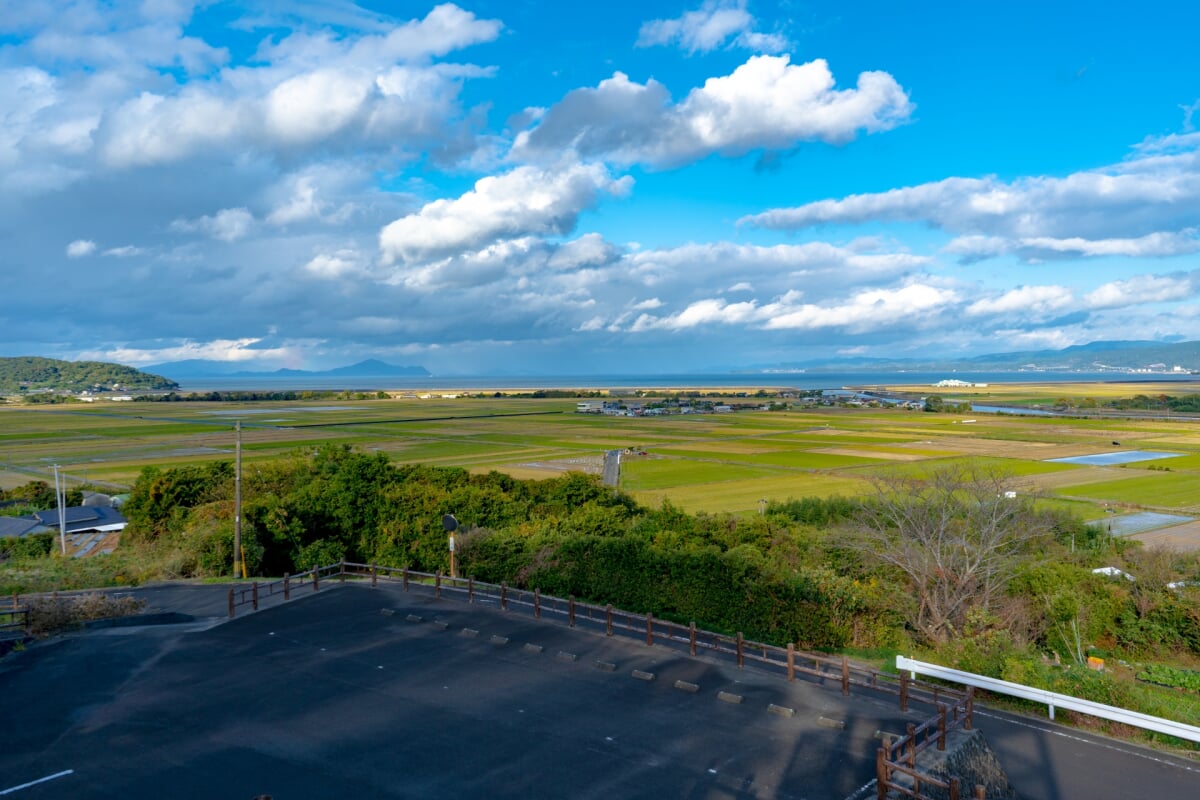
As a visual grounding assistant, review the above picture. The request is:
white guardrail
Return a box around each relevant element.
[896,656,1200,744]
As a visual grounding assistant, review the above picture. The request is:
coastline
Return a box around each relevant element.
[171,370,1200,394]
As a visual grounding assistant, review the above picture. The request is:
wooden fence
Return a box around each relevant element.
[228,562,965,709]
[229,560,981,799]
[0,605,30,639]
[875,688,983,799]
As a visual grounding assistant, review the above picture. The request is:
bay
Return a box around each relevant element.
[176,370,1200,393]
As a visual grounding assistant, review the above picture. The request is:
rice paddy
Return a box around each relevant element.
[5,381,1200,541]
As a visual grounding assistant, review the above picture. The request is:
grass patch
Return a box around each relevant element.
[1059,472,1200,509]
[620,458,779,490]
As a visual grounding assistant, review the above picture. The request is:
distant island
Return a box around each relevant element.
[147,358,431,380]
[744,339,1200,375]
[0,357,178,394]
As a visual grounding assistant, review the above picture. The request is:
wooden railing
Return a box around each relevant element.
[0,605,30,638]
[876,688,983,800]
[229,561,961,711]
[229,561,982,798]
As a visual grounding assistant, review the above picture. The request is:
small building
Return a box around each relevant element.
[28,506,128,534]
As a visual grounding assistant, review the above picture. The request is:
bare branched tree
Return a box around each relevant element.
[852,461,1054,643]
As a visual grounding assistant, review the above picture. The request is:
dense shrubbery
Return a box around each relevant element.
[0,481,83,515]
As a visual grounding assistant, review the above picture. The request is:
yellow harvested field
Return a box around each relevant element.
[1024,467,1127,490]
[813,447,925,461]
[1129,521,1200,552]
[893,437,1087,459]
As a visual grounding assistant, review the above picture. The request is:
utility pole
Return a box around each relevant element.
[52,464,67,555]
[234,421,242,579]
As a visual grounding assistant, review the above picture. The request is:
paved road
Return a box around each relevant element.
[602,449,621,487]
[2,583,1197,799]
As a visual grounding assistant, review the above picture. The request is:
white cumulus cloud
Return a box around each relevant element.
[379,163,633,264]
[512,56,912,168]
[172,207,255,242]
[637,1,788,54]
[66,239,96,257]
[742,138,1200,262]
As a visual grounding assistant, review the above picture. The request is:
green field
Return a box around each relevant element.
[6,387,1200,521]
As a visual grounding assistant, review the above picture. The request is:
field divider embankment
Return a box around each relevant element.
[286,411,563,428]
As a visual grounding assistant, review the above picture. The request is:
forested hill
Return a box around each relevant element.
[0,357,179,393]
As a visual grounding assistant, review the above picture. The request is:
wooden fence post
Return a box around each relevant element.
[228,587,234,619]
[534,589,541,618]
[900,670,909,712]
[605,604,613,636]
[949,777,960,800]
[371,564,377,588]
[252,582,258,611]
[402,567,409,592]
[284,573,290,601]
[906,723,916,768]
[312,568,319,592]
[689,622,697,656]
[645,612,653,646]
[938,704,948,751]
[568,596,576,627]
[339,559,345,582]
[500,581,507,610]
[876,747,888,800]
[736,632,744,668]
[468,576,475,604]
[435,571,442,598]
[842,656,850,696]
[974,784,986,799]
[787,643,795,682]
[965,686,975,731]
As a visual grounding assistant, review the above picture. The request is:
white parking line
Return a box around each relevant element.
[0,770,74,795]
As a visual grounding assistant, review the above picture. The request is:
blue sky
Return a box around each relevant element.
[4,1,1200,375]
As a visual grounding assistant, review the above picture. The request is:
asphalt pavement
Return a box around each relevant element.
[1,582,1197,799]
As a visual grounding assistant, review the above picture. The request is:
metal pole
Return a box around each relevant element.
[53,465,67,555]
[234,422,242,579]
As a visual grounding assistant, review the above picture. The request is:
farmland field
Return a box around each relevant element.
[5,381,1200,526]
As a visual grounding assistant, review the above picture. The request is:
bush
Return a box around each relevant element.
[25,593,146,634]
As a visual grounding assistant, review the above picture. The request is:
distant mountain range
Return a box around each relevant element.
[147,358,431,379]
[745,340,1200,374]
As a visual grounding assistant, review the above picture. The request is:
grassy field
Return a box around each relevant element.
[5,382,1200,520]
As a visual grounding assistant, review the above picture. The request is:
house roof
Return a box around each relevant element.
[26,506,128,534]
[0,516,50,538]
